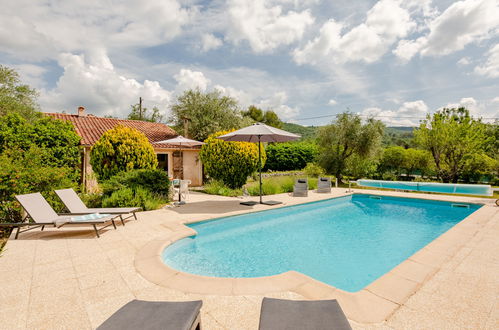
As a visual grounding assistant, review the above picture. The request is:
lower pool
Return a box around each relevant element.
[162,194,481,292]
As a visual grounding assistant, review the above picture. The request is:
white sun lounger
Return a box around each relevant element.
[9,192,119,238]
[55,188,140,223]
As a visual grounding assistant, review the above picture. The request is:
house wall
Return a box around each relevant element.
[182,150,203,186]
[82,147,203,191]
[154,148,203,186]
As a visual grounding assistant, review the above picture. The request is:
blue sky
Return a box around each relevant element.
[0,0,498,126]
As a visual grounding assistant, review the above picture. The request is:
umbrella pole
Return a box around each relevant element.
[258,135,262,204]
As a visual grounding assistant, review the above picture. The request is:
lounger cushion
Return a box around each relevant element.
[259,298,351,330]
[97,300,202,330]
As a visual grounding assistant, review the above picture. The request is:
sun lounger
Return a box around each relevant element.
[4,192,119,238]
[293,178,308,197]
[317,177,332,193]
[97,299,203,330]
[55,188,140,223]
[258,298,351,330]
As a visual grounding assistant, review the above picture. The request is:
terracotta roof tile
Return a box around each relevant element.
[45,112,198,149]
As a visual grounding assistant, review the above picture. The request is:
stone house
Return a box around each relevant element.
[46,107,203,191]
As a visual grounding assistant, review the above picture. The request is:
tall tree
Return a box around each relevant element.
[242,105,283,128]
[127,104,164,122]
[317,112,384,182]
[0,65,40,122]
[414,107,490,183]
[169,89,243,141]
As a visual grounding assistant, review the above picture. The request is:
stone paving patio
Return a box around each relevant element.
[0,189,497,329]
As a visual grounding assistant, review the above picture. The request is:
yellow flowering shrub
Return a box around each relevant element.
[200,130,266,189]
[90,125,158,180]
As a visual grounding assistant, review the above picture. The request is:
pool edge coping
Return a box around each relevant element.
[134,190,497,324]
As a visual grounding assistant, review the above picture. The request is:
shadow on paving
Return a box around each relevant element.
[169,200,255,214]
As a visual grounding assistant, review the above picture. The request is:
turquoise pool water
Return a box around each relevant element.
[162,194,481,292]
[357,179,493,196]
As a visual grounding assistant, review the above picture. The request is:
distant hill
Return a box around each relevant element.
[282,122,318,140]
[282,122,417,147]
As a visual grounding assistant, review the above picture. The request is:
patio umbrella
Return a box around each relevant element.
[217,123,300,205]
[156,135,205,203]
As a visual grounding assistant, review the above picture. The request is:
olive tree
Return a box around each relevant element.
[169,89,244,141]
[317,112,384,182]
[414,108,490,183]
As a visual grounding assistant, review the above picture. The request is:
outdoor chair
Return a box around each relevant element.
[2,192,119,239]
[55,188,140,223]
[97,299,203,330]
[317,177,332,193]
[258,297,351,330]
[293,178,308,197]
[173,180,191,203]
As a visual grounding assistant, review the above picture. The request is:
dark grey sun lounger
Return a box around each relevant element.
[97,299,203,330]
[4,192,119,238]
[55,188,140,223]
[258,298,351,330]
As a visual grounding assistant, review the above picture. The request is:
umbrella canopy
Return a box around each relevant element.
[156,135,205,146]
[217,123,300,205]
[217,123,300,142]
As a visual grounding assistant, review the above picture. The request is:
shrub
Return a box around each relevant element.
[0,147,75,223]
[200,130,265,189]
[101,169,170,197]
[303,163,325,177]
[101,187,164,211]
[90,125,157,181]
[0,113,81,181]
[264,142,318,171]
[203,180,242,197]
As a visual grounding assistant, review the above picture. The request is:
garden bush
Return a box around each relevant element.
[96,169,170,211]
[90,125,157,181]
[101,169,170,197]
[264,142,318,171]
[0,113,81,181]
[200,130,265,189]
[0,147,76,223]
[101,187,163,211]
[203,180,242,197]
[303,163,325,177]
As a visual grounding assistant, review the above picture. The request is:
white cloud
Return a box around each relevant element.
[394,0,499,61]
[11,64,47,89]
[174,69,211,92]
[294,0,415,65]
[443,97,482,116]
[39,52,172,117]
[213,85,252,106]
[226,0,314,53]
[421,0,499,56]
[474,43,499,78]
[491,97,499,103]
[393,37,426,62]
[457,57,471,66]
[201,34,223,52]
[0,0,191,61]
[328,99,337,105]
[255,91,299,120]
[360,100,429,126]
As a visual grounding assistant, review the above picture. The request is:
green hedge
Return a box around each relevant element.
[264,142,318,171]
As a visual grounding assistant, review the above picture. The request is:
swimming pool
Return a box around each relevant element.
[162,194,481,292]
